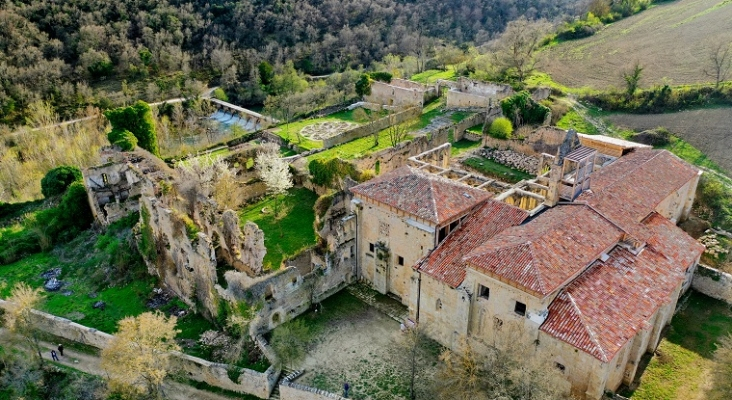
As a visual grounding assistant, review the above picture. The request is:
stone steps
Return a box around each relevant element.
[346,284,409,323]
[270,368,304,399]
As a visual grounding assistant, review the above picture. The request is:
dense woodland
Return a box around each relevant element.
[0,0,587,125]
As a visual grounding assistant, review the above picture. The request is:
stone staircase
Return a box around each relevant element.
[269,368,304,399]
[413,115,453,137]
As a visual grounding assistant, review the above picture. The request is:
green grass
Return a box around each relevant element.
[273,290,367,340]
[451,139,483,156]
[238,188,318,270]
[657,135,727,175]
[556,109,600,135]
[306,126,413,162]
[467,124,484,135]
[272,110,363,151]
[410,69,457,84]
[524,71,597,96]
[450,111,473,123]
[623,291,732,399]
[463,156,533,183]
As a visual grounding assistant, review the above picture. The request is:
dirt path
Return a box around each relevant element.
[35,340,236,400]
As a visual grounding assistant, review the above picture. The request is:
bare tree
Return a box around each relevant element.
[492,17,552,82]
[400,324,430,400]
[3,283,45,367]
[387,114,411,148]
[705,41,732,89]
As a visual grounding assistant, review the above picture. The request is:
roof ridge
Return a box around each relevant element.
[428,175,439,223]
[566,291,608,362]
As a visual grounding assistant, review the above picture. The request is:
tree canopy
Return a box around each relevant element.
[104,101,160,156]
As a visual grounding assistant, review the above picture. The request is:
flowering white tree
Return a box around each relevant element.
[256,143,293,221]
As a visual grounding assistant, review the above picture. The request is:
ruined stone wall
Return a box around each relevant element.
[0,299,278,399]
[456,77,514,98]
[364,81,424,107]
[446,90,491,109]
[482,126,568,156]
[321,107,421,149]
[692,265,732,304]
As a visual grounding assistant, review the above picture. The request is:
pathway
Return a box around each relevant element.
[34,339,237,400]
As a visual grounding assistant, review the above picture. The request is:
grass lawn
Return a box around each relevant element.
[410,69,457,84]
[622,291,732,399]
[271,109,363,151]
[238,188,318,270]
[307,127,413,162]
[557,109,600,135]
[467,124,483,135]
[0,218,217,343]
[451,139,483,157]
[463,156,533,183]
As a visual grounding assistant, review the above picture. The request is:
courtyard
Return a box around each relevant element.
[270,288,442,400]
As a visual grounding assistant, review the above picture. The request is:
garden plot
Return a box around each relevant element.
[300,121,358,141]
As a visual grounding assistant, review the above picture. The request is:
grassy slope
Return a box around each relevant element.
[541,0,732,89]
[557,109,600,135]
[238,188,318,270]
[624,291,732,399]
[410,69,457,84]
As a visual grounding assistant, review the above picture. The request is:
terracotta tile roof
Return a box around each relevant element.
[540,246,688,362]
[580,149,700,225]
[641,212,705,269]
[350,166,492,225]
[417,201,528,287]
[465,205,624,297]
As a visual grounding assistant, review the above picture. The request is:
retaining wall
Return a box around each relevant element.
[692,265,732,304]
[0,299,278,399]
[321,107,422,149]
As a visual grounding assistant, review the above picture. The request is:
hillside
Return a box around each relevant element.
[608,107,732,174]
[541,0,732,89]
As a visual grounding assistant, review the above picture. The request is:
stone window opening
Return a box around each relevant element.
[493,317,503,331]
[272,312,281,324]
[264,285,274,301]
[398,256,404,266]
[291,276,297,285]
[369,242,375,253]
[479,285,490,300]
[436,299,442,310]
[514,301,527,316]
[554,362,566,373]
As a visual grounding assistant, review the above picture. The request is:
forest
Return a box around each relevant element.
[0,0,587,126]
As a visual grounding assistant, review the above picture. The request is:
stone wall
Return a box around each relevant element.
[482,126,568,156]
[0,299,278,399]
[321,107,422,149]
[692,265,732,303]
[280,382,348,400]
[364,81,428,107]
[447,90,492,108]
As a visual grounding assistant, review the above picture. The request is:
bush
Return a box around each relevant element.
[488,117,513,139]
[355,74,371,97]
[212,88,229,102]
[104,100,160,156]
[582,85,732,114]
[630,127,671,146]
[308,158,359,186]
[41,166,82,198]
[352,108,369,122]
[369,71,393,83]
[107,128,138,151]
[500,91,550,127]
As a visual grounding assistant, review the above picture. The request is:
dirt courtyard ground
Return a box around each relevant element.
[280,290,442,400]
[607,107,732,174]
[542,0,732,89]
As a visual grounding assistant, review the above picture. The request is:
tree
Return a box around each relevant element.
[107,128,138,151]
[41,165,82,198]
[4,283,45,367]
[101,311,180,398]
[622,63,644,98]
[387,114,411,148]
[500,91,550,127]
[355,74,372,97]
[492,17,552,82]
[270,320,309,369]
[705,41,732,89]
[255,144,293,221]
[400,324,430,400]
[104,101,160,156]
[437,340,485,400]
[487,117,513,139]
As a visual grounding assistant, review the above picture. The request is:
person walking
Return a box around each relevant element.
[343,382,350,398]
[51,350,59,362]
[58,344,64,357]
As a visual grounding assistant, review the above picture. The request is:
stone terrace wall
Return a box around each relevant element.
[483,126,568,156]
[280,382,348,400]
[0,299,278,399]
[692,265,732,304]
[321,107,421,149]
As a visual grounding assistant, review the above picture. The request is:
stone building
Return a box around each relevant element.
[349,147,704,399]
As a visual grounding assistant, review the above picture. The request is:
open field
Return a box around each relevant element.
[271,109,363,151]
[270,290,441,400]
[238,188,318,270]
[542,0,732,89]
[607,107,732,174]
[622,291,732,399]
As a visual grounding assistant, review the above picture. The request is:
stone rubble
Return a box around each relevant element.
[478,148,539,174]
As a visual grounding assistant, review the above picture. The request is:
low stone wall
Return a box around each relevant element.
[692,265,732,304]
[0,299,278,399]
[482,126,568,157]
[447,90,491,109]
[452,112,487,142]
[321,107,421,149]
[280,382,348,400]
[463,132,483,142]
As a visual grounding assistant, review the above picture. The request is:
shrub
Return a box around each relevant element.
[500,91,550,126]
[308,158,359,186]
[488,117,514,139]
[352,108,369,123]
[212,88,229,101]
[107,128,138,151]
[41,166,82,198]
[355,74,371,97]
[630,127,671,146]
[369,71,393,83]
[104,100,160,156]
